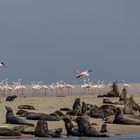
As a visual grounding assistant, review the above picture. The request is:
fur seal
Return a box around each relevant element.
[16,110,62,121]
[66,98,81,116]
[5,106,34,127]
[113,107,140,125]
[103,99,114,104]
[71,98,81,116]
[73,98,81,109]
[0,127,21,136]
[90,107,100,118]
[49,110,64,117]
[124,98,139,115]
[60,107,72,112]
[35,120,62,137]
[26,112,61,121]
[129,95,140,112]
[98,81,119,97]
[81,101,91,116]
[75,116,108,137]
[119,88,127,102]
[100,124,107,133]
[16,110,33,117]
[99,104,117,111]
[63,117,79,136]
[18,105,35,110]
[11,125,34,135]
[6,95,17,102]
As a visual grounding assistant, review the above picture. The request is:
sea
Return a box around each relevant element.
[2,134,140,140]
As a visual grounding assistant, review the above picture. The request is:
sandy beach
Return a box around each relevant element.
[1,84,140,138]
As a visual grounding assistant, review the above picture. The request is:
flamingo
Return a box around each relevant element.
[63,82,75,95]
[39,81,49,96]
[89,83,98,94]
[57,81,65,96]
[50,83,56,95]
[42,84,49,96]
[81,79,92,94]
[31,81,42,96]
[97,81,105,94]
[76,69,92,79]
[108,82,113,91]
[0,61,7,67]
[122,80,131,88]
[0,80,6,97]
[13,79,26,97]
[4,79,12,96]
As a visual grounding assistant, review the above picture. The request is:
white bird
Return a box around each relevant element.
[76,69,92,79]
[108,82,113,91]
[0,62,7,67]
[63,82,75,95]
[81,79,92,94]
[122,80,130,88]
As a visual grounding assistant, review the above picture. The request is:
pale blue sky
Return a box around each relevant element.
[0,0,140,83]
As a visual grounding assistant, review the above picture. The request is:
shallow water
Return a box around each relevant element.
[2,134,140,140]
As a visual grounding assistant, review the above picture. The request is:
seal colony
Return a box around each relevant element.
[0,81,140,137]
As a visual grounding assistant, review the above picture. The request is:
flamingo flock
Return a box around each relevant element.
[0,79,26,97]
[0,63,132,97]
[81,79,105,95]
[0,78,132,98]
[31,80,75,97]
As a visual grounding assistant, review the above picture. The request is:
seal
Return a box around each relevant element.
[26,112,61,121]
[16,110,33,117]
[113,107,140,125]
[63,117,79,136]
[6,95,17,102]
[71,98,81,116]
[35,120,62,137]
[98,81,119,97]
[18,105,35,110]
[119,88,127,102]
[16,109,62,121]
[0,127,21,136]
[49,110,64,117]
[100,124,107,133]
[73,98,81,109]
[124,98,138,115]
[60,107,72,112]
[81,101,91,116]
[99,104,117,111]
[129,95,140,112]
[103,99,114,104]
[5,106,34,127]
[75,116,108,137]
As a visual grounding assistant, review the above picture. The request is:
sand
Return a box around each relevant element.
[1,89,140,137]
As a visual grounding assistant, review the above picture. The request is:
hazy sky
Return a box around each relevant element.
[0,0,140,83]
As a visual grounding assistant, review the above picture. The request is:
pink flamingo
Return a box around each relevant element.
[76,69,92,79]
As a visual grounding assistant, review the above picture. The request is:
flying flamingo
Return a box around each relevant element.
[76,69,92,79]
[0,61,7,67]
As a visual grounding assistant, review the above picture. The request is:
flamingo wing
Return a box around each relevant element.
[76,74,82,78]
